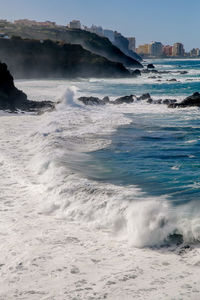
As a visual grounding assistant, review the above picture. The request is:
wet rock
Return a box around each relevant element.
[0,62,54,112]
[167,78,177,82]
[169,92,200,108]
[142,69,151,74]
[151,69,159,73]
[153,99,162,104]
[159,71,171,74]
[132,69,141,77]
[102,96,110,103]
[147,98,153,103]
[138,93,151,101]
[162,99,177,105]
[149,76,162,79]
[143,69,158,74]
[180,71,188,75]
[78,96,106,105]
[147,64,155,69]
[113,95,135,104]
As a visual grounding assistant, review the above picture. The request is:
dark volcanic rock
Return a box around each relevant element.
[142,69,158,74]
[132,69,141,77]
[113,95,135,104]
[169,92,200,108]
[167,79,177,82]
[162,99,177,105]
[0,38,132,79]
[138,93,151,101]
[0,62,53,112]
[78,96,107,105]
[148,76,161,79]
[147,64,155,69]
[159,71,171,74]
[142,69,151,74]
[147,98,153,104]
[148,76,157,79]
[153,99,162,104]
[102,96,110,103]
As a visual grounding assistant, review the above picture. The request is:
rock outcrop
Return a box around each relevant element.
[0,24,143,68]
[0,38,133,79]
[147,64,155,69]
[77,93,179,106]
[169,92,200,108]
[132,69,141,77]
[0,62,53,112]
[137,93,151,101]
[78,96,107,105]
[112,95,135,104]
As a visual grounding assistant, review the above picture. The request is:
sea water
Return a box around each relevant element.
[15,59,200,247]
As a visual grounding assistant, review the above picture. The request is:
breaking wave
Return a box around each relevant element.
[19,84,200,248]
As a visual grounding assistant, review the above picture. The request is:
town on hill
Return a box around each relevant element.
[0,18,143,79]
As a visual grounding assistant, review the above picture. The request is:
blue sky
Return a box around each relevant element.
[0,0,199,50]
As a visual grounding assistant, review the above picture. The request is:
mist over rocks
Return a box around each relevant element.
[0,23,143,69]
[0,37,138,79]
[0,62,53,112]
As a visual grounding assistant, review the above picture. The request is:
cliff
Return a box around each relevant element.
[0,24,143,68]
[0,37,131,79]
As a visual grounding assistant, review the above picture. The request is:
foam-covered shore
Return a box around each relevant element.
[1,78,200,299]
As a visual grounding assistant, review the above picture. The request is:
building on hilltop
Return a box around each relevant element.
[103,29,115,42]
[128,37,136,52]
[90,25,103,36]
[149,41,163,57]
[14,19,56,27]
[163,45,173,57]
[136,44,150,56]
[172,43,185,57]
[190,48,200,57]
[113,31,129,53]
[68,20,81,29]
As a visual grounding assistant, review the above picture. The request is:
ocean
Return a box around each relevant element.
[1,59,200,299]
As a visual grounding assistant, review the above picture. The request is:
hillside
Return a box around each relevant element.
[0,37,131,79]
[0,23,143,68]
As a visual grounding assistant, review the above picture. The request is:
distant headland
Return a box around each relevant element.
[0,18,143,79]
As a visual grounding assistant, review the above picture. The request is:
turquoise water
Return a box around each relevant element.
[81,59,200,206]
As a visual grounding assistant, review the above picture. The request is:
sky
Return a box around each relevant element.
[0,0,200,51]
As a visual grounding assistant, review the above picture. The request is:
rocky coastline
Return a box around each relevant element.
[0,62,54,112]
[0,61,200,114]
[78,93,200,108]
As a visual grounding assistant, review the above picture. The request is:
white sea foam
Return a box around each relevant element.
[2,78,200,299]
[9,82,199,248]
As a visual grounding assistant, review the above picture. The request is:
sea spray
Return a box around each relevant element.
[13,63,200,247]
